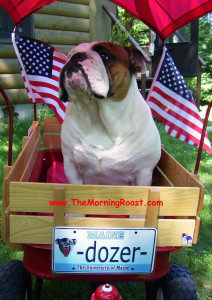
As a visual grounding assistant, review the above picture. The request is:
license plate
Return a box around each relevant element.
[52,227,157,274]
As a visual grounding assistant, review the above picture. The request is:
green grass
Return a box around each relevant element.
[156,120,212,300]
[0,110,211,299]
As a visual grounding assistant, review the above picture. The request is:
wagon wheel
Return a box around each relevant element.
[0,260,32,300]
[145,262,198,300]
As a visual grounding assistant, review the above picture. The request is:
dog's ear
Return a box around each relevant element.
[126,47,147,75]
[69,239,77,245]
[59,66,69,102]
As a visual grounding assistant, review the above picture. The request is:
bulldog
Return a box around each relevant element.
[59,42,161,186]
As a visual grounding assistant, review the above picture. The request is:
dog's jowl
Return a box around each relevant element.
[59,42,161,186]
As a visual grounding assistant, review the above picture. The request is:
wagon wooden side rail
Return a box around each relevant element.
[1,118,205,251]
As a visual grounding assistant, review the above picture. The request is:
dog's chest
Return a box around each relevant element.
[71,136,143,185]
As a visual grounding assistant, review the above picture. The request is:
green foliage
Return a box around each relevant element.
[184,73,212,107]
[198,14,212,77]
[110,7,149,46]
[1,105,19,121]
[131,19,149,46]
[184,77,197,99]
[36,103,55,119]
[110,22,131,47]
[178,23,191,42]
[184,14,212,105]
[200,73,212,105]
[197,14,212,105]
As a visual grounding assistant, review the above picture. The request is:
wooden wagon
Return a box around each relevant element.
[1,117,204,298]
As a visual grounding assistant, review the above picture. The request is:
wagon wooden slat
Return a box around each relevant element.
[1,118,204,254]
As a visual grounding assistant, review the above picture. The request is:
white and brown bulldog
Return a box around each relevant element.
[59,42,161,186]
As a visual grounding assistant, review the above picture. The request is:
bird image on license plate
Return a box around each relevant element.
[52,227,157,274]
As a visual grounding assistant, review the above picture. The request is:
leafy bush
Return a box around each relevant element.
[110,7,149,46]
[1,105,19,121]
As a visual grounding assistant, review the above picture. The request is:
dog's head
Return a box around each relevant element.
[55,238,77,257]
[59,42,147,103]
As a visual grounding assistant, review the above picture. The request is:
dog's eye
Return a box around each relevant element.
[99,52,110,61]
[92,44,112,61]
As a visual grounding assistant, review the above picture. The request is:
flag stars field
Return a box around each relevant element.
[13,34,68,124]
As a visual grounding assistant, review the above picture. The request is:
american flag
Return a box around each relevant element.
[147,47,212,155]
[12,33,68,124]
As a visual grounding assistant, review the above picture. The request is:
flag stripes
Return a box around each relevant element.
[12,33,68,124]
[147,47,211,154]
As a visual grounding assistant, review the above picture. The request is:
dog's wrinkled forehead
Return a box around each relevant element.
[68,42,130,64]
[67,42,97,59]
[68,42,146,74]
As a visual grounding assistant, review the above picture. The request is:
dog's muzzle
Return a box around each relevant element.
[66,52,89,78]
[59,50,110,102]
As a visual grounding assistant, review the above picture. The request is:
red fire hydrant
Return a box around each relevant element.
[91,283,123,300]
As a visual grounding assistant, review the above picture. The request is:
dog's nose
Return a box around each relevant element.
[71,52,88,62]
